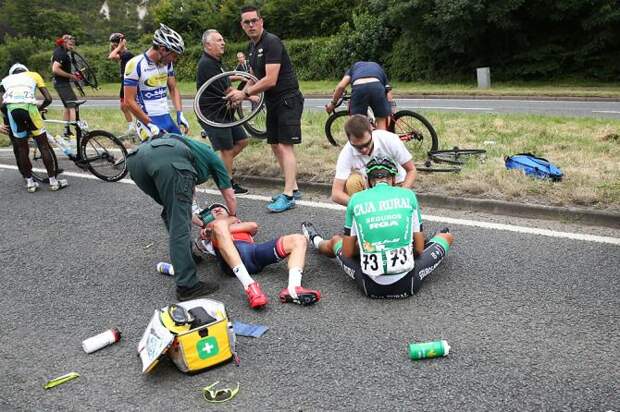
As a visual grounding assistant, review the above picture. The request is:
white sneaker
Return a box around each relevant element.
[26,181,39,193]
[49,179,69,191]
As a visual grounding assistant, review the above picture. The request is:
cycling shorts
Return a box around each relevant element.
[217,238,286,275]
[334,237,449,298]
[6,103,46,138]
[350,82,391,118]
[136,114,181,142]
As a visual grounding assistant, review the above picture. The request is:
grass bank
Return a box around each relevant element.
[78,80,620,99]
[2,108,618,211]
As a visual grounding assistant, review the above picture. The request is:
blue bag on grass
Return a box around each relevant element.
[505,153,563,182]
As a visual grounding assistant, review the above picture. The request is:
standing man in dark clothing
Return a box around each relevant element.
[235,52,250,73]
[226,5,304,213]
[108,33,135,136]
[127,132,238,301]
[51,34,79,138]
[196,29,249,195]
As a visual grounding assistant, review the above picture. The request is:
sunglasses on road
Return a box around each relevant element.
[202,381,240,403]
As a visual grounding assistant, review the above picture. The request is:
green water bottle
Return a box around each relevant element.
[408,340,450,360]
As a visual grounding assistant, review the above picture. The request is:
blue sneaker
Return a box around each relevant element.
[271,190,302,201]
[267,193,295,213]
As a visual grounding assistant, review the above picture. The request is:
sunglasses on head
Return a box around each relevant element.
[202,381,240,403]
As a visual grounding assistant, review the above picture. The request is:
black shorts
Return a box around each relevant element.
[265,91,303,145]
[350,82,391,118]
[201,122,248,151]
[336,240,448,299]
[54,82,77,108]
[119,84,124,99]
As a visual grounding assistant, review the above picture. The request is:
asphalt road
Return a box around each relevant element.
[0,158,618,411]
[52,97,620,119]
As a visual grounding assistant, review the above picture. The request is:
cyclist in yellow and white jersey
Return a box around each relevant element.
[123,24,189,141]
[0,63,68,192]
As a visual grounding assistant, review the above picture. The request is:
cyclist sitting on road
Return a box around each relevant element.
[108,32,135,136]
[123,24,189,142]
[0,63,68,192]
[303,156,454,299]
[332,114,416,206]
[325,61,395,130]
[195,203,321,309]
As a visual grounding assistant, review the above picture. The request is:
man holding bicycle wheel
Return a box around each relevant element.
[123,24,189,141]
[331,115,416,206]
[51,34,79,138]
[226,5,304,213]
[325,61,395,131]
[1,63,68,192]
[196,29,249,195]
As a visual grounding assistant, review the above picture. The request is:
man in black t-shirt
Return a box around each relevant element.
[196,29,249,195]
[226,5,303,213]
[108,33,135,135]
[51,34,79,137]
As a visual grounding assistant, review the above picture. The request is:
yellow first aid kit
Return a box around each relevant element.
[138,298,236,374]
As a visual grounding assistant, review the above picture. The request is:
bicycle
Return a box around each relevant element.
[28,100,128,182]
[324,91,439,161]
[415,147,488,173]
[194,70,266,137]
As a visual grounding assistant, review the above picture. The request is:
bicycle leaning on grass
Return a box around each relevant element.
[29,100,128,182]
[324,91,439,161]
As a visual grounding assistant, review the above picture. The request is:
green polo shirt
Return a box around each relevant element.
[182,137,232,189]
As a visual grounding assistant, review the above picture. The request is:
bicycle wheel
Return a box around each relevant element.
[28,139,58,183]
[392,110,438,161]
[325,110,349,147]
[80,130,128,182]
[71,51,98,89]
[194,71,264,128]
[429,148,486,165]
[238,101,267,139]
[415,161,461,173]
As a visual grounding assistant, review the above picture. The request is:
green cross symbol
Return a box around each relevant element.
[196,336,219,359]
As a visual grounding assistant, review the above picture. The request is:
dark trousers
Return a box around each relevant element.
[127,138,198,288]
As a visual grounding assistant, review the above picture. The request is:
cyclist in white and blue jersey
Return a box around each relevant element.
[123,24,189,141]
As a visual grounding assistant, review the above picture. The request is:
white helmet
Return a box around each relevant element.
[153,24,185,54]
[9,63,28,75]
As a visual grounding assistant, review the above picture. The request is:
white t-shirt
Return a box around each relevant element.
[334,129,412,183]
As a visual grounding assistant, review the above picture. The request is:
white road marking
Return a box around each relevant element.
[1,164,618,246]
[413,106,494,111]
[592,110,620,114]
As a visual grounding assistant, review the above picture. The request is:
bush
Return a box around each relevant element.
[0,36,49,76]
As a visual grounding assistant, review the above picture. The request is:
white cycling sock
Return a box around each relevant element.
[287,267,303,298]
[312,236,323,249]
[26,177,34,185]
[233,265,254,289]
[49,176,58,185]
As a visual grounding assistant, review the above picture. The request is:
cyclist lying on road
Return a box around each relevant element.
[304,156,453,299]
[194,203,321,309]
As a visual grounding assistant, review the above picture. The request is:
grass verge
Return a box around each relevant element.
[70,80,620,99]
[2,107,618,211]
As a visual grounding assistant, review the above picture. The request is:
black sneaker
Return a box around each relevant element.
[301,222,322,248]
[176,280,219,301]
[232,182,248,194]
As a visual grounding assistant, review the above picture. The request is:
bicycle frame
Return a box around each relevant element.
[42,105,89,162]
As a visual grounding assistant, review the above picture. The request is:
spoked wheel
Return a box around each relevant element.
[70,51,98,89]
[80,130,128,182]
[415,159,461,173]
[392,110,438,162]
[194,70,264,128]
[238,101,267,139]
[325,110,349,146]
[28,139,59,183]
[429,147,486,165]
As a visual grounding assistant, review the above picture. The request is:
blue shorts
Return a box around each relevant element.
[217,238,286,275]
[150,114,181,134]
[350,82,391,118]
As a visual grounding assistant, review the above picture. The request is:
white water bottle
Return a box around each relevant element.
[82,328,121,354]
[53,135,75,156]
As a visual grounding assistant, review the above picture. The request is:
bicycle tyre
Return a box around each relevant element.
[392,110,438,161]
[70,51,98,89]
[429,148,486,165]
[415,163,461,173]
[238,101,267,139]
[80,130,128,182]
[28,139,59,183]
[194,71,264,128]
[325,110,349,147]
